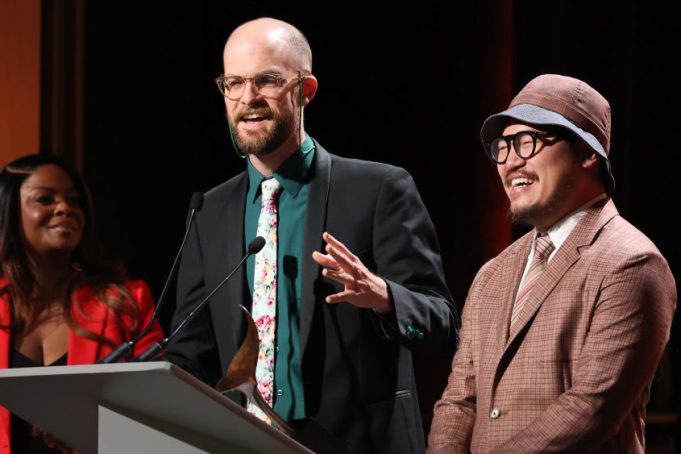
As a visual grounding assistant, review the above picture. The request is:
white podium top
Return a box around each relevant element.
[0,361,312,454]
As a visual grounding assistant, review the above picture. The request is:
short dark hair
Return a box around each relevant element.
[552,126,611,191]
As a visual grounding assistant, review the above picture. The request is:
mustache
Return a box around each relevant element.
[235,107,273,122]
[508,170,537,180]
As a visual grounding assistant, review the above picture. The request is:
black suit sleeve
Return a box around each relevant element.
[371,166,458,355]
[164,218,223,386]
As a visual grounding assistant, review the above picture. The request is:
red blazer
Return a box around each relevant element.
[0,278,164,453]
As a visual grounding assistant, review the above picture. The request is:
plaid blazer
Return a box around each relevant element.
[428,199,676,453]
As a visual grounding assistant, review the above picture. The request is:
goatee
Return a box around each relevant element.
[507,168,577,228]
[229,107,296,157]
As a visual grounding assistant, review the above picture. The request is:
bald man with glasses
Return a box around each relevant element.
[166,17,457,454]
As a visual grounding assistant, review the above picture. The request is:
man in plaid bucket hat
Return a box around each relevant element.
[428,74,676,453]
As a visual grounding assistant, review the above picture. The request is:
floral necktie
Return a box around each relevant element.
[247,178,281,423]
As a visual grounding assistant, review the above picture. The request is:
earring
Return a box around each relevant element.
[70,261,83,272]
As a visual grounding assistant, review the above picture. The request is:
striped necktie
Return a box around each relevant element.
[510,234,555,334]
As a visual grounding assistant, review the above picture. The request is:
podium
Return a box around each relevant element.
[0,361,313,454]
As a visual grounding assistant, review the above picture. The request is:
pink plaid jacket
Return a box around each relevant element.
[428,200,676,453]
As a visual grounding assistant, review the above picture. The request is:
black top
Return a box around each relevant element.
[9,349,67,454]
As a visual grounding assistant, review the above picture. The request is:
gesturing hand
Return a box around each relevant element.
[311,232,393,313]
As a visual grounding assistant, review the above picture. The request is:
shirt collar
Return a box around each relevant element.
[247,135,316,203]
[538,192,608,255]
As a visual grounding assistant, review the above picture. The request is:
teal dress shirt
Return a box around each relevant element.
[245,136,314,420]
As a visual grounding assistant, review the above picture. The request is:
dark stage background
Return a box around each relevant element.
[46,0,679,449]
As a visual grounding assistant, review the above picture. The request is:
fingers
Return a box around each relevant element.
[32,426,71,452]
[315,232,366,304]
[311,250,337,269]
[43,433,56,448]
[314,232,390,312]
[45,434,72,453]
[322,233,357,270]
[322,232,351,256]
[325,289,356,304]
[325,245,355,274]
[322,267,356,288]
[312,233,357,275]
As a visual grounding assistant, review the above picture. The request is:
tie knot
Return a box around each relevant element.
[534,234,555,261]
[261,178,281,203]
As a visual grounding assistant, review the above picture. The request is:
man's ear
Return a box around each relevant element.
[582,152,600,169]
[301,75,318,105]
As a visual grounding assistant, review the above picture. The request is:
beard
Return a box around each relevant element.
[508,166,579,228]
[229,105,298,157]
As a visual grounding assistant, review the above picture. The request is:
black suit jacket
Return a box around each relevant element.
[167,142,456,454]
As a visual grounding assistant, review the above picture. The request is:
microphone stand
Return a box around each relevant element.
[97,192,204,364]
[132,236,265,362]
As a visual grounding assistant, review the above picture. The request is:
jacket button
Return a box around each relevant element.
[489,408,500,419]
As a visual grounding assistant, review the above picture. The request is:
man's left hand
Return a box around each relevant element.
[312,232,393,313]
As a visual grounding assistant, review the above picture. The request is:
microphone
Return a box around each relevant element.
[132,235,266,362]
[97,192,205,364]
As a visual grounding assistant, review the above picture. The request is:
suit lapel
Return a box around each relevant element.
[0,286,11,370]
[504,240,580,347]
[207,173,249,347]
[494,236,531,353]
[300,144,331,355]
[496,200,619,377]
[67,287,109,364]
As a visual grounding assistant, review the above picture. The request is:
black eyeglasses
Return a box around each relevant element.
[486,130,558,164]
[215,71,303,100]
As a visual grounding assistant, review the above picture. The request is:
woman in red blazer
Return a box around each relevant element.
[0,154,164,453]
